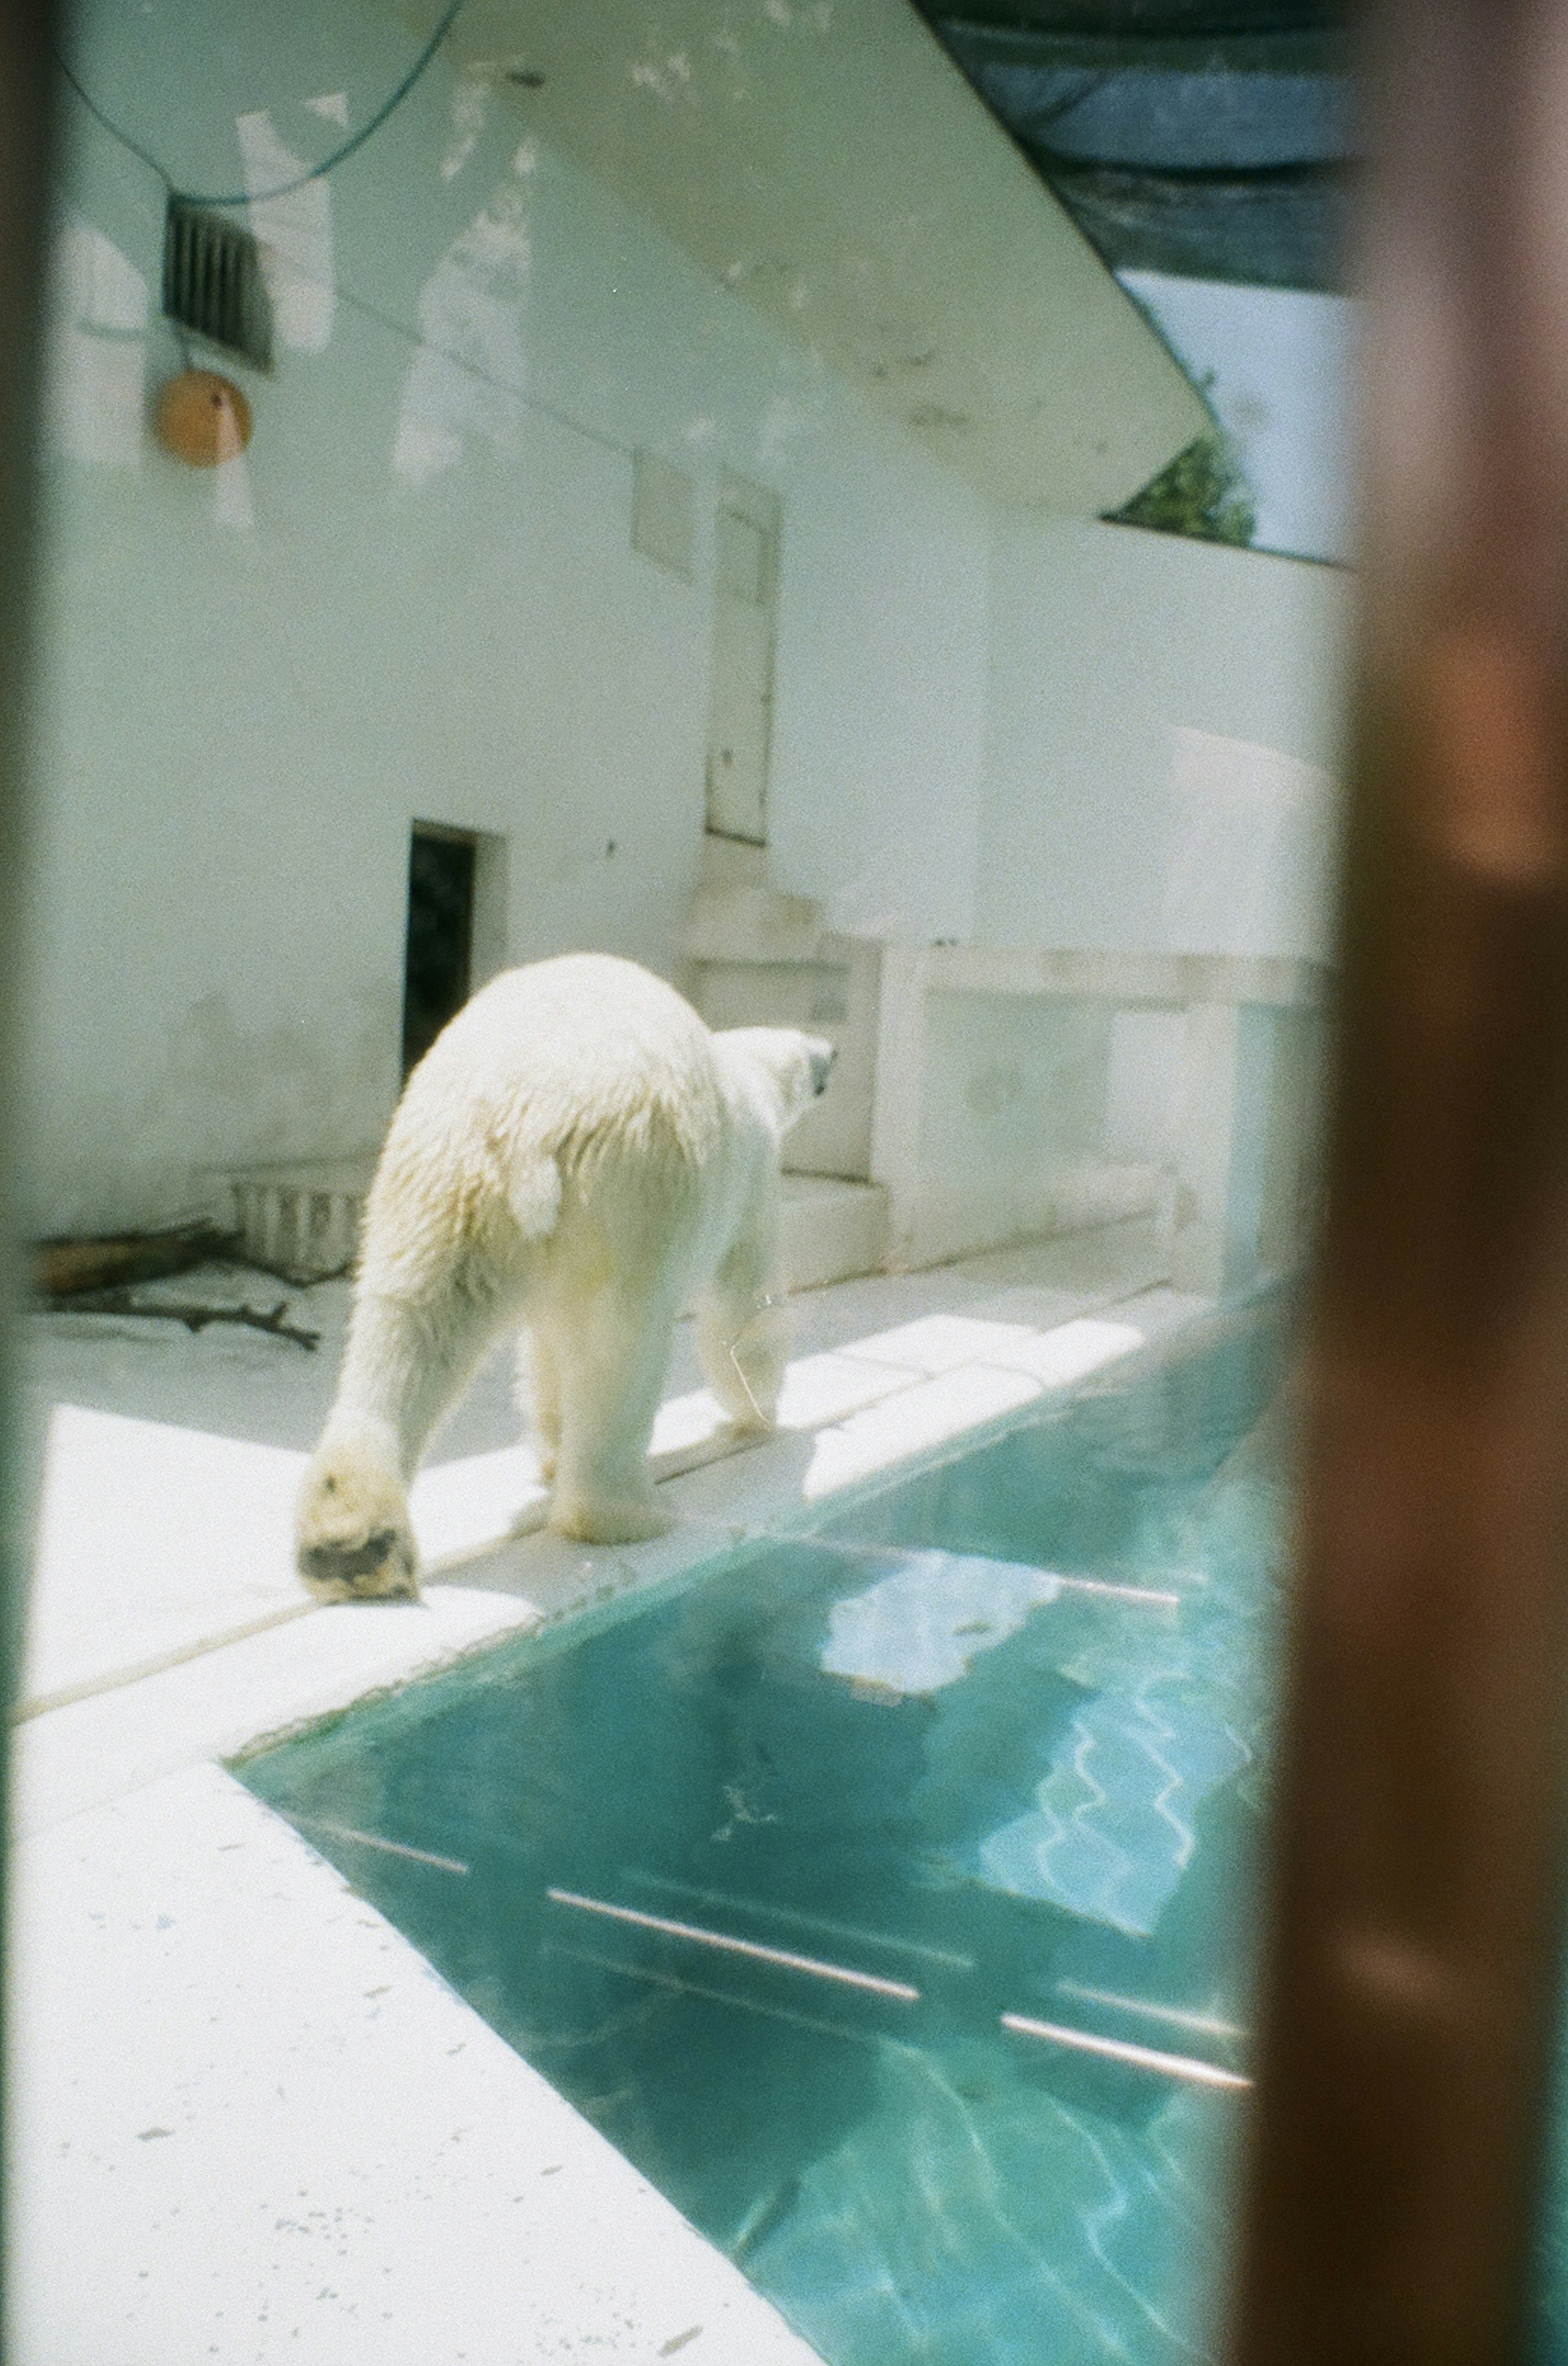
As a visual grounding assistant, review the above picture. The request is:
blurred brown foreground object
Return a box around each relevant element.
[1227,4,1568,2361]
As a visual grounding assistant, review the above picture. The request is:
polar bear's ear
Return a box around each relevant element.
[806,1037,836,1097]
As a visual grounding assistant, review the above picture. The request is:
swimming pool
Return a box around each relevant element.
[238,1301,1288,2366]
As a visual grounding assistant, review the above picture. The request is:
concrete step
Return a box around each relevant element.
[780,1174,890,1290]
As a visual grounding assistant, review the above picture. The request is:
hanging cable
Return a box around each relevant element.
[330,278,635,464]
[53,0,468,208]
[53,52,174,192]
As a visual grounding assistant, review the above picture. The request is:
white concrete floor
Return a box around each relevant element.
[10,1215,1208,2366]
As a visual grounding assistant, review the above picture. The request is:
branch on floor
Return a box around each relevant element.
[41,1289,321,1350]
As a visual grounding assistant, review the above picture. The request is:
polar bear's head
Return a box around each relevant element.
[716,1027,835,1134]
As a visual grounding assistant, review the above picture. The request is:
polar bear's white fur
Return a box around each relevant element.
[296,953,833,1599]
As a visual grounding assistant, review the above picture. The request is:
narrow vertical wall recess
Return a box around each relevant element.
[705,472,780,846]
[401,824,476,1078]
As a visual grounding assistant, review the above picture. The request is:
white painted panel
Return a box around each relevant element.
[235,109,335,353]
[46,216,147,470]
[1162,726,1339,961]
[1104,1009,1186,1163]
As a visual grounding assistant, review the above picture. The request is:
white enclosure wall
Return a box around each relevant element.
[25,0,991,1237]
[956,514,1351,1285]
[978,514,1351,959]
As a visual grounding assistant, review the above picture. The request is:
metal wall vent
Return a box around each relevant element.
[161,196,272,370]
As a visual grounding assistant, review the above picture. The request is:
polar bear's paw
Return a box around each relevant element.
[296,1426,421,1601]
[549,1488,675,1545]
[298,1524,419,1602]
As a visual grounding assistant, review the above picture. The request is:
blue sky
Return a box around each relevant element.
[1120,270,1356,567]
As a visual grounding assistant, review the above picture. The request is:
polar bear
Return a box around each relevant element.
[296,953,833,1599]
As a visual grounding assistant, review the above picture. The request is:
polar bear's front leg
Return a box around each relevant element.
[696,1212,789,1435]
[296,1278,513,1600]
[545,1282,681,1544]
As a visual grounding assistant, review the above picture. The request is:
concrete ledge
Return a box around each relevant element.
[10,1764,826,2366]
[922,942,1331,1009]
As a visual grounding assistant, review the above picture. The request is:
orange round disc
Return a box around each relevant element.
[155,370,253,466]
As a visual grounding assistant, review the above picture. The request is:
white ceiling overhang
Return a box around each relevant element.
[396,0,1210,512]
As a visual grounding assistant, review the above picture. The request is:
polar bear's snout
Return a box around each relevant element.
[807,1037,836,1096]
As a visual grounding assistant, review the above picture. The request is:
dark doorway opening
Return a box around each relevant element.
[401,824,476,1078]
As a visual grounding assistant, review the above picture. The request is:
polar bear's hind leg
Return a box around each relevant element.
[545,1279,682,1544]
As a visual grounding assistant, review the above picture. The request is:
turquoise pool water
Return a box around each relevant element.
[239,1303,1289,2365]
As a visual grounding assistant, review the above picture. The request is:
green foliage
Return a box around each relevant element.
[1106,430,1256,549]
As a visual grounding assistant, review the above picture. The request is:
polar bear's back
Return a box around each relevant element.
[412,954,720,1140]
[364,955,726,1282]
